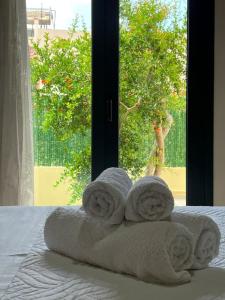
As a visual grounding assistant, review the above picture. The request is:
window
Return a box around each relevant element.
[26,0,214,206]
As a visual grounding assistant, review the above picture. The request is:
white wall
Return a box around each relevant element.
[214,0,225,205]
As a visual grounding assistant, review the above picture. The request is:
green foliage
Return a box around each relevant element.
[31,25,92,196]
[119,0,186,174]
[30,0,186,203]
[31,29,91,139]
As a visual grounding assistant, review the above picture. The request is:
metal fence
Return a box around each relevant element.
[165,111,186,167]
[34,111,186,167]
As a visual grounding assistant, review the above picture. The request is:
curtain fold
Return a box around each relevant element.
[0,0,34,205]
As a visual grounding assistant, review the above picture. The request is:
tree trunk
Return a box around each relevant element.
[145,113,173,176]
[154,125,164,176]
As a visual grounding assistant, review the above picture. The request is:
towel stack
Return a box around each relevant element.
[44,167,221,286]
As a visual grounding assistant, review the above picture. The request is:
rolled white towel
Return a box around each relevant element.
[82,167,132,224]
[125,176,174,221]
[171,212,221,269]
[44,207,194,285]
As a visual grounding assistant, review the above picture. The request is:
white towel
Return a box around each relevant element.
[44,207,194,285]
[171,212,221,269]
[82,167,132,224]
[125,176,174,221]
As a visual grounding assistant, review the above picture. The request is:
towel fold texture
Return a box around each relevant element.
[125,176,174,222]
[82,167,132,224]
[44,207,194,285]
[171,212,221,269]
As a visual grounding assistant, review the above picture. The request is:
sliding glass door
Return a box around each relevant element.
[26,0,214,206]
[119,0,187,206]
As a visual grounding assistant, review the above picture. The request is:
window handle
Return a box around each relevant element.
[107,99,113,122]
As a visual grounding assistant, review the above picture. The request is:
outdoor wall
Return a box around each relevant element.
[34,167,186,206]
[214,0,225,205]
[34,167,71,206]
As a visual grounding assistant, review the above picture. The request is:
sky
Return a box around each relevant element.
[26,0,186,31]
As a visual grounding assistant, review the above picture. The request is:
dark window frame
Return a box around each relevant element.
[91,0,119,180]
[187,0,214,205]
[92,0,214,206]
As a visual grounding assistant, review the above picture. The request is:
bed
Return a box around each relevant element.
[1,206,225,300]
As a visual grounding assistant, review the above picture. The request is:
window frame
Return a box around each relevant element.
[91,0,119,180]
[187,0,214,205]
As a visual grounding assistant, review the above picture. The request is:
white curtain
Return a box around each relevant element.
[0,0,34,205]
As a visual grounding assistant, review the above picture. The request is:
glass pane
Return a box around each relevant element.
[26,0,91,206]
[119,0,187,205]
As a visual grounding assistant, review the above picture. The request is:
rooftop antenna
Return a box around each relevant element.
[54,9,56,29]
[50,6,56,29]
[41,2,43,28]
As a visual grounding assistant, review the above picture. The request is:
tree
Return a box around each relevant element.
[30,0,186,203]
[119,0,186,176]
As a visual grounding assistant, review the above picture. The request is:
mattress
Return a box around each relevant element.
[1,206,225,300]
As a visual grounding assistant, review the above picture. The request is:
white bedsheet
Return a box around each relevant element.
[0,206,54,298]
[1,206,225,300]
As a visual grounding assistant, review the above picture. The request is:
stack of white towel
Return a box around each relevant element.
[44,167,221,286]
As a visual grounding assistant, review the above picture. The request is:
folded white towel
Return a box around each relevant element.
[44,207,194,285]
[82,167,132,224]
[125,176,174,221]
[171,212,221,269]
